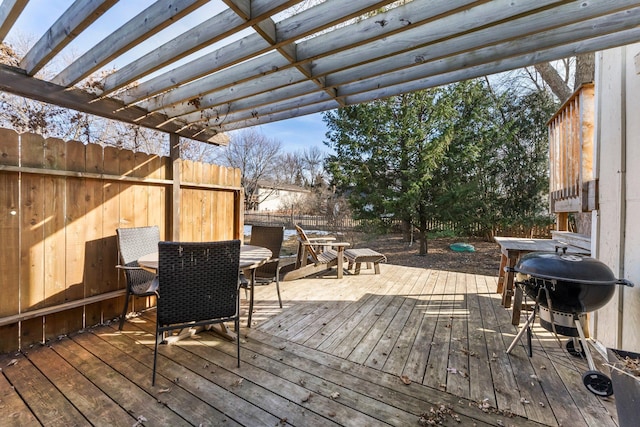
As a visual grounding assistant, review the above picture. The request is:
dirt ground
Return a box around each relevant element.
[281,232,502,277]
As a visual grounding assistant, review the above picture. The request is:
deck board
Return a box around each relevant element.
[0,263,618,426]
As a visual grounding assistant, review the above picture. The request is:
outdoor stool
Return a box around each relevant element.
[344,248,386,275]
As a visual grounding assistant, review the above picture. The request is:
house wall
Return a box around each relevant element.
[257,188,308,212]
[593,43,640,352]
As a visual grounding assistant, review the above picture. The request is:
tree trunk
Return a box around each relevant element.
[534,62,572,102]
[574,53,595,88]
[418,217,427,255]
[402,219,412,243]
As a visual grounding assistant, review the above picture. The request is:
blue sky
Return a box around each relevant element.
[6,0,333,155]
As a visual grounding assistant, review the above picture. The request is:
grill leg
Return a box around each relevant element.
[507,309,536,355]
[574,318,596,371]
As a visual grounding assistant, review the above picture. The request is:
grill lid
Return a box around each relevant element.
[514,249,631,286]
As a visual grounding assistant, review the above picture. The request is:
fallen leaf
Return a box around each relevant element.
[330,391,340,400]
[158,388,171,394]
[7,359,18,367]
[400,375,412,385]
[447,367,458,374]
[301,393,311,403]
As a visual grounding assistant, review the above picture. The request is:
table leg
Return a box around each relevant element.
[210,324,237,341]
[497,254,507,294]
[247,268,256,327]
[336,247,344,279]
[511,285,523,325]
[501,255,517,308]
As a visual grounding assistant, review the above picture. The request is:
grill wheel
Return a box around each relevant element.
[582,370,613,397]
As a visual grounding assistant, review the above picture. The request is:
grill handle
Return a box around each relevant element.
[616,279,634,287]
[554,245,568,254]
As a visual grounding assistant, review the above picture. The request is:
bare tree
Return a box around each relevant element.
[218,129,282,209]
[302,146,326,187]
[274,152,305,185]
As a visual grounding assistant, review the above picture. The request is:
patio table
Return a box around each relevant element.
[138,244,272,340]
[494,237,590,325]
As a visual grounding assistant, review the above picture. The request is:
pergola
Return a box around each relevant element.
[0,0,639,144]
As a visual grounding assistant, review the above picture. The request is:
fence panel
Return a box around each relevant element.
[244,212,553,239]
[0,130,241,353]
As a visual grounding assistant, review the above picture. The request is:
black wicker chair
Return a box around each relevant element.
[116,226,160,330]
[243,225,284,327]
[152,240,241,385]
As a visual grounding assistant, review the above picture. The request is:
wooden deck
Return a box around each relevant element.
[0,264,618,426]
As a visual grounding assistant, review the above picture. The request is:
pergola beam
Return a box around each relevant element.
[0,64,223,143]
[20,0,117,76]
[213,26,640,132]
[52,0,208,87]
[0,0,27,41]
[170,2,640,128]
[101,0,299,95]
[1,0,640,142]
[120,0,392,106]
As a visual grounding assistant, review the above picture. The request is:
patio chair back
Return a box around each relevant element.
[117,225,160,267]
[250,225,284,281]
[116,225,160,330]
[243,225,285,326]
[153,240,241,385]
[295,224,320,263]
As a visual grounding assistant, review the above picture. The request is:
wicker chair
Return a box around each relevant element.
[152,240,241,385]
[243,225,284,327]
[116,226,160,330]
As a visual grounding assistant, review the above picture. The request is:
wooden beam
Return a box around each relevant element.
[144,51,294,111]
[142,0,636,123]
[101,0,298,95]
[52,0,208,87]
[212,16,640,130]
[213,26,640,131]
[0,64,222,143]
[173,80,320,125]
[170,134,181,242]
[122,0,393,106]
[0,0,27,41]
[20,0,117,75]
[223,0,251,19]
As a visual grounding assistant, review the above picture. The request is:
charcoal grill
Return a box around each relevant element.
[505,246,633,396]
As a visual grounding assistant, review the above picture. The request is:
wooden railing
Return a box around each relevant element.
[548,83,597,217]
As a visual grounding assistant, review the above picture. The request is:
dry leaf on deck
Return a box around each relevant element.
[330,391,340,399]
[7,359,18,367]
[400,375,412,385]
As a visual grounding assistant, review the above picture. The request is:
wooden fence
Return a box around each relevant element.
[0,129,242,353]
[245,212,553,238]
